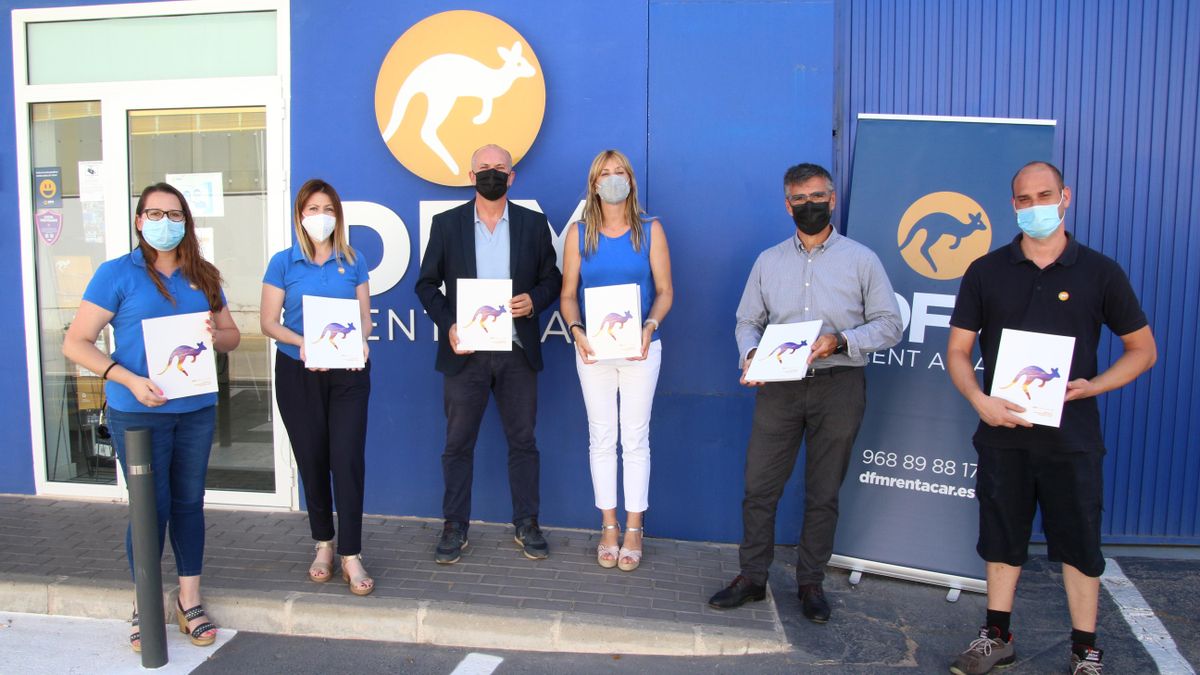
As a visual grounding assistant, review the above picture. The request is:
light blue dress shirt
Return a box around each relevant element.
[474,204,521,347]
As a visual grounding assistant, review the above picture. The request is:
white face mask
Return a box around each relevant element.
[597,174,631,205]
[301,213,336,243]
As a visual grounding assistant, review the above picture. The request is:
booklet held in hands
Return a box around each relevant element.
[303,296,365,369]
[456,279,513,351]
[142,311,218,399]
[989,328,1075,428]
[583,283,642,360]
[744,320,824,382]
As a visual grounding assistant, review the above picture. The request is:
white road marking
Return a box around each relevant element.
[1101,558,1195,674]
[0,611,236,674]
[449,652,504,675]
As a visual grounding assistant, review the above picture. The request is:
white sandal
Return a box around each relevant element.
[618,527,643,572]
[597,523,620,568]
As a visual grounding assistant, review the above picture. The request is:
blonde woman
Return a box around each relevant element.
[560,150,673,571]
[261,179,374,595]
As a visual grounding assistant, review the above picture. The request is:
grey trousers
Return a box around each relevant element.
[738,368,866,585]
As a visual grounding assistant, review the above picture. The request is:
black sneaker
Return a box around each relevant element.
[1070,646,1103,675]
[514,518,549,559]
[798,583,831,623]
[708,575,767,609]
[435,522,468,564]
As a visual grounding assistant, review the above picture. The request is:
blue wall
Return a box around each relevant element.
[291,0,835,542]
[836,0,1200,544]
[4,0,1193,548]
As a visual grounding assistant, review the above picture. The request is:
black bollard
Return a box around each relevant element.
[126,428,168,668]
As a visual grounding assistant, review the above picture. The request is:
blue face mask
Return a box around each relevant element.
[141,216,186,251]
[1015,193,1064,239]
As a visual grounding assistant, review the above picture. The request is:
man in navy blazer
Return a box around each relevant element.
[415,144,562,564]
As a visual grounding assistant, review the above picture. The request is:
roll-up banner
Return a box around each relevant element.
[831,114,1056,594]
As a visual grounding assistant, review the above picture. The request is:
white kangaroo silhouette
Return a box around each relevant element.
[380,41,536,176]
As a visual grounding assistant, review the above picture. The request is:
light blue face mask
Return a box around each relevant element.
[1015,193,1064,239]
[141,216,186,251]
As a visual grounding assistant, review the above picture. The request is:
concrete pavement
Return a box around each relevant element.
[0,494,785,656]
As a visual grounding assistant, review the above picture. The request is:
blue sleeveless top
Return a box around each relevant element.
[577,221,659,341]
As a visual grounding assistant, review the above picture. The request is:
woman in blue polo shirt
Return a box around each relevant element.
[559,149,674,572]
[63,183,241,651]
[260,179,373,596]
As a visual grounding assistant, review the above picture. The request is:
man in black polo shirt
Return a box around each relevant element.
[945,161,1157,675]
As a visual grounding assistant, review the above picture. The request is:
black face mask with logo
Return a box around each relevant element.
[791,201,832,236]
[474,169,510,201]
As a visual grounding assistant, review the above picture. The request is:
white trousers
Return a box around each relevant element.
[575,340,662,513]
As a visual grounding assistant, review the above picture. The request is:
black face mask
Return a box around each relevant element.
[791,201,832,236]
[474,169,510,201]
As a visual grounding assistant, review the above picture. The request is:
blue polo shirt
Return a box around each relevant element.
[82,248,224,414]
[263,242,369,360]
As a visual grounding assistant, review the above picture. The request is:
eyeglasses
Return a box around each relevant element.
[143,208,185,222]
[787,191,831,205]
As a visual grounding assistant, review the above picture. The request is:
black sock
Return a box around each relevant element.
[1071,629,1096,655]
[986,609,1012,641]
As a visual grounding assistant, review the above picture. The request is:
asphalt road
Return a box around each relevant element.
[190,554,1200,674]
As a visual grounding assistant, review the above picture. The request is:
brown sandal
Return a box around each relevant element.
[308,540,335,583]
[341,554,374,596]
[175,599,217,647]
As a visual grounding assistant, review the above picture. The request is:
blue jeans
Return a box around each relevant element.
[108,406,216,578]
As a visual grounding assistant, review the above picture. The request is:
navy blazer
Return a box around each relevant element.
[415,199,563,375]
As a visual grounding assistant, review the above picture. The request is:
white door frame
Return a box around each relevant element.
[12,0,296,509]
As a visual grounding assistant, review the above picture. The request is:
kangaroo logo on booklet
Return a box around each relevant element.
[374,10,546,186]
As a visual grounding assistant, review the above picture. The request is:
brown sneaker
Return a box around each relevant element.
[949,626,1015,675]
[1070,646,1103,675]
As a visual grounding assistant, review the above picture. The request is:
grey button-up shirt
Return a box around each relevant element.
[735,229,903,368]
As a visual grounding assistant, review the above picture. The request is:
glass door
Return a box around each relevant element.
[127,106,279,497]
[15,2,292,508]
[30,101,114,487]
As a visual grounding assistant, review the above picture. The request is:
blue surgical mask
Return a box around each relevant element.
[141,217,186,251]
[1015,193,1064,239]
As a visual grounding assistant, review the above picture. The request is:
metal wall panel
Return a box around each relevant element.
[837,0,1200,543]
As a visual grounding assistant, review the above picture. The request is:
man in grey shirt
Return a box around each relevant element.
[709,163,902,623]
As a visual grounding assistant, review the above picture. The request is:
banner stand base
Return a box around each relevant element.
[830,554,986,601]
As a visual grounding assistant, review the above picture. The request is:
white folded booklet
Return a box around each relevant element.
[303,296,365,369]
[744,320,824,382]
[456,278,513,351]
[584,283,642,360]
[142,311,218,399]
[990,328,1076,427]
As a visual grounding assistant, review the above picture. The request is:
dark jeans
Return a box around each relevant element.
[738,368,866,585]
[108,405,216,579]
[442,349,540,526]
[275,353,371,555]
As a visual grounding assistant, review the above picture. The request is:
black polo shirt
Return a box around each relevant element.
[950,233,1148,452]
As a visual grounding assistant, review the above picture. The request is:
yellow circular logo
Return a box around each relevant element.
[1058,291,1070,301]
[896,192,992,280]
[374,11,546,186]
[38,179,57,199]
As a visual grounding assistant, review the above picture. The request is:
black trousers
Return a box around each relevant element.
[275,352,371,555]
[738,368,866,585]
[442,349,540,526]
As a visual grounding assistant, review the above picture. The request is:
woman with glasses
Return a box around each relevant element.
[559,150,673,572]
[63,183,241,651]
[260,179,374,595]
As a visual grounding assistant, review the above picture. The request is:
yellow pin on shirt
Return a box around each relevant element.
[1058,291,1070,301]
